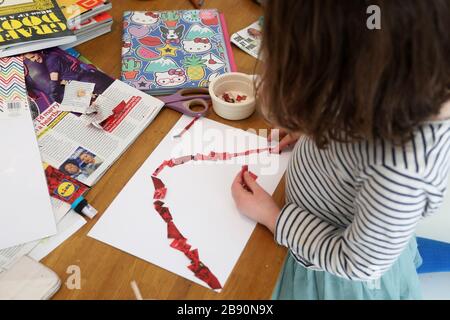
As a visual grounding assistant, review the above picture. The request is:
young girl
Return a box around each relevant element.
[231,0,450,300]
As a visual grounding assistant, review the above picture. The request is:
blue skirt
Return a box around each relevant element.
[272,237,423,300]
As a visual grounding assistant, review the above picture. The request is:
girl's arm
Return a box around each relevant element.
[233,164,437,281]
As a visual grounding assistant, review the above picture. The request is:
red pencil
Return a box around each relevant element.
[173,116,201,138]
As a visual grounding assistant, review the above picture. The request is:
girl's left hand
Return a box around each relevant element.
[231,171,280,233]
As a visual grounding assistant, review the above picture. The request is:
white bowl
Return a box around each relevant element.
[208,72,256,121]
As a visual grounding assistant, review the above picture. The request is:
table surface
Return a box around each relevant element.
[46,0,288,300]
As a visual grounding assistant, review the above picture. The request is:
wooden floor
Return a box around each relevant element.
[46,0,288,300]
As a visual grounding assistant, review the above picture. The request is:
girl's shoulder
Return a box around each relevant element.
[362,121,450,185]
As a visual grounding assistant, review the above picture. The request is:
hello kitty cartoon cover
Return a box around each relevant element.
[121,10,237,95]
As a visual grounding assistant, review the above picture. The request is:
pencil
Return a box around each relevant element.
[131,281,143,300]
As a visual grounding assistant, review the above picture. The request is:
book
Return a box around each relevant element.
[121,9,237,95]
[23,48,164,187]
[231,18,263,59]
[0,56,56,250]
[57,0,111,28]
[0,0,75,57]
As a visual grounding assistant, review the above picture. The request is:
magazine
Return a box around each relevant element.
[231,19,263,59]
[57,0,112,28]
[0,0,75,57]
[24,48,165,187]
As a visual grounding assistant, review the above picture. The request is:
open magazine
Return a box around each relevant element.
[24,48,164,187]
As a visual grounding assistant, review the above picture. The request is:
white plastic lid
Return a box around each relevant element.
[81,204,98,219]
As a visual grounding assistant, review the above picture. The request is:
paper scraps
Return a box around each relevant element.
[240,165,258,192]
[59,80,96,114]
[83,94,116,128]
[221,92,248,104]
[152,148,271,177]
[151,147,272,290]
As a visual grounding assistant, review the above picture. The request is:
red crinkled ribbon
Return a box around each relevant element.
[151,148,271,290]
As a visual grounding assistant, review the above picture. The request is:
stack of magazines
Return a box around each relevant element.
[0,0,75,57]
[58,0,113,48]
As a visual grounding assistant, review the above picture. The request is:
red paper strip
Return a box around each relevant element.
[152,176,167,200]
[167,221,185,239]
[151,147,273,290]
[170,238,191,253]
[188,262,222,290]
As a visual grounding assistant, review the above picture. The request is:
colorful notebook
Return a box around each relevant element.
[121,9,237,95]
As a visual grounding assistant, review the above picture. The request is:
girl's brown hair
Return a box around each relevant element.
[259,0,450,147]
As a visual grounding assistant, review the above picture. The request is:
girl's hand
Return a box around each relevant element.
[231,171,280,233]
[268,129,301,154]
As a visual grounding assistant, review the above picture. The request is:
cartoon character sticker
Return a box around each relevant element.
[122,58,142,80]
[128,25,151,38]
[160,11,180,28]
[145,57,187,88]
[157,44,178,57]
[183,55,207,81]
[155,69,187,88]
[201,53,225,71]
[131,11,160,26]
[182,24,215,53]
[200,10,219,26]
[130,75,153,91]
[136,47,160,60]
[160,25,185,45]
[181,10,201,23]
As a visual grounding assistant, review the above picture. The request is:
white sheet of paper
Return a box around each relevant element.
[28,211,86,261]
[0,104,56,250]
[60,80,95,114]
[417,174,450,243]
[0,197,70,271]
[89,116,291,290]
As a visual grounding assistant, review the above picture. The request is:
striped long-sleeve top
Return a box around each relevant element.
[275,121,450,281]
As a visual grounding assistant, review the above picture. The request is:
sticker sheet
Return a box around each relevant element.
[121,10,234,95]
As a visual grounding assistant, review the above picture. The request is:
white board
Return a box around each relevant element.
[88,116,291,290]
